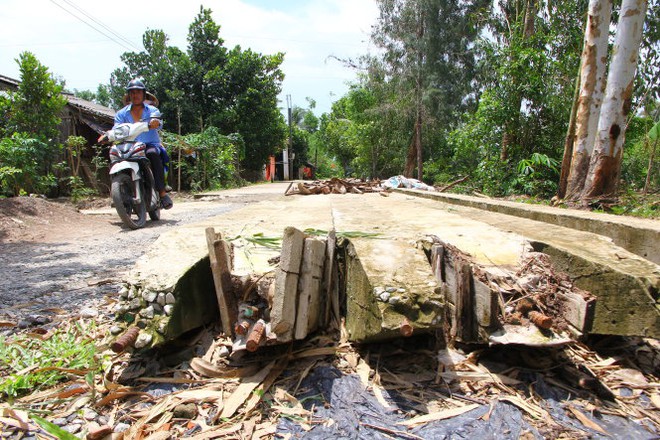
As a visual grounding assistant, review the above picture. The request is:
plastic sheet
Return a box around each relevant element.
[381,175,436,192]
[277,366,656,439]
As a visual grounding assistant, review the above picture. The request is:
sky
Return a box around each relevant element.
[0,0,379,115]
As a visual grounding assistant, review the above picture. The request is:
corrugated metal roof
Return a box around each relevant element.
[64,94,115,121]
[0,74,20,88]
[1,73,116,121]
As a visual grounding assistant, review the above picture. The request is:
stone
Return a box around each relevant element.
[61,424,81,434]
[156,293,166,306]
[142,289,158,303]
[82,408,98,421]
[173,403,198,419]
[139,306,155,319]
[128,298,142,311]
[165,292,176,305]
[86,423,112,440]
[118,286,129,299]
[80,308,98,319]
[134,332,153,349]
[114,422,130,433]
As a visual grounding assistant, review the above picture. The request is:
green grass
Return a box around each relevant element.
[0,321,102,400]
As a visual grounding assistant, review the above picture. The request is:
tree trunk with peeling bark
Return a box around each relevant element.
[562,0,611,200]
[580,0,647,200]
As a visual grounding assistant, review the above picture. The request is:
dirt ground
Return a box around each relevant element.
[0,196,115,243]
[0,191,274,324]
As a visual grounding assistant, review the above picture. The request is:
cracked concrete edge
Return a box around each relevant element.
[396,188,660,265]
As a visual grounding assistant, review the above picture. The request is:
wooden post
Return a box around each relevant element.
[295,238,326,340]
[206,227,237,337]
[455,261,476,342]
[271,227,305,342]
[322,229,337,328]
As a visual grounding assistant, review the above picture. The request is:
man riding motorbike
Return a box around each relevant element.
[109,79,173,209]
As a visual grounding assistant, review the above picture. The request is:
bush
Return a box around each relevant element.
[0,133,57,196]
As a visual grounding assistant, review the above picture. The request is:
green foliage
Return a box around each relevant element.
[0,53,66,196]
[0,133,55,196]
[162,127,242,191]
[6,52,67,142]
[592,190,660,218]
[68,176,97,202]
[106,7,285,176]
[513,153,560,197]
[30,416,81,440]
[0,323,101,399]
[620,115,660,192]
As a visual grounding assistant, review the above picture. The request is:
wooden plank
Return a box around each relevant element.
[430,243,445,282]
[456,261,476,342]
[473,277,498,328]
[443,254,459,306]
[295,238,326,340]
[556,291,595,333]
[270,227,305,342]
[322,229,337,328]
[205,227,237,337]
[220,361,276,419]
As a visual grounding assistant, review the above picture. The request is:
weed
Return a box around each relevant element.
[0,321,103,400]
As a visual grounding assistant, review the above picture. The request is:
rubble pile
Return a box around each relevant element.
[211,226,336,354]
[285,177,385,196]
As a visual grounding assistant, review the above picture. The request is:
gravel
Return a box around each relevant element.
[0,194,268,329]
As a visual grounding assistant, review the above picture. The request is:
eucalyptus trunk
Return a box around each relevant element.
[563,0,612,200]
[581,0,647,199]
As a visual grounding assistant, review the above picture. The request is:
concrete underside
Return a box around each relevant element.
[124,184,659,347]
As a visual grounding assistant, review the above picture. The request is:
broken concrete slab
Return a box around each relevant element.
[121,194,334,349]
[407,197,659,337]
[397,188,660,265]
[119,186,659,348]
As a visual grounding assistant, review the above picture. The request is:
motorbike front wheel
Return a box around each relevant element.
[111,173,147,229]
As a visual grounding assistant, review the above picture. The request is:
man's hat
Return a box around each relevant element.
[123,91,159,107]
[123,79,159,106]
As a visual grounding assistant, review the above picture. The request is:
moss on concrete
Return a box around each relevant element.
[532,242,660,336]
[163,256,218,339]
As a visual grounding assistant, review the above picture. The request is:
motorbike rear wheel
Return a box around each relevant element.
[111,173,146,229]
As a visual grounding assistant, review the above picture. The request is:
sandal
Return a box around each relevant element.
[161,194,173,210]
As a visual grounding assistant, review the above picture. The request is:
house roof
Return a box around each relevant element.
[63,93,115,122]
[0,74,20,89]
[1,73,115,122]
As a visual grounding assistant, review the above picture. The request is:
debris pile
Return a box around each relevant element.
[208,226,337,354]
[285,178,385,196]
[423,236,596,346]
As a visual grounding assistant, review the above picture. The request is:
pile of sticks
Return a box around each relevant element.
[285,178,385,196]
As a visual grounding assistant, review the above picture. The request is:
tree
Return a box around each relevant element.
[214,47,285,172]
[0,52,67,196]
[371,0,488,181]
[5,52,67,142]
[562,0,648,201]
[560,0,612,199]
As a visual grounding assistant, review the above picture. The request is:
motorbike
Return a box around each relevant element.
[100,119,161,229]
